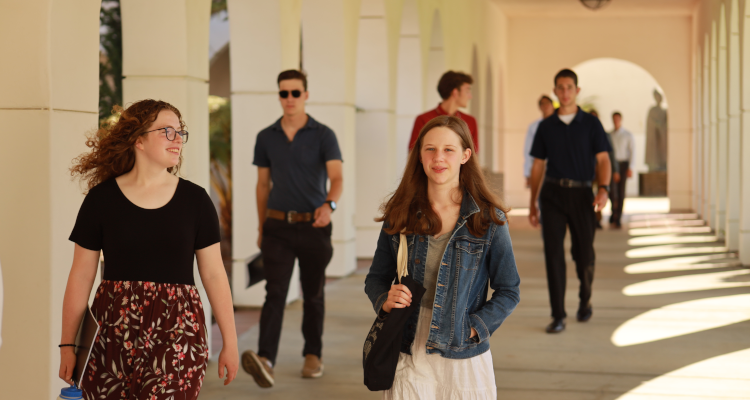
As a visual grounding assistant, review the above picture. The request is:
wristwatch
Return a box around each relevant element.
[326,200,337,212]
[599,185,610,193]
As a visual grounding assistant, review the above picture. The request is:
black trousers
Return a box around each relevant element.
[539,183,596,319]
[609,161,630,224]
[258,218,333,365]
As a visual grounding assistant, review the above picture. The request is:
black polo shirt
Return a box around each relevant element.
[253,115,342,213]
[529,107,611,182]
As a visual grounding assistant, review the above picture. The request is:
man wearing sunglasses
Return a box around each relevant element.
[242,69,343,388]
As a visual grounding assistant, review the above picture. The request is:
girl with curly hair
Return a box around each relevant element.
[58,99,239,399]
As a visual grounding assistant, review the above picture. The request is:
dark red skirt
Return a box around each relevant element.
[80,280,208,400]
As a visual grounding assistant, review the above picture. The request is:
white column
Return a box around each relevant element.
[302,0,360,277]
[740,5,750,264]
[0,1,100,398]
[715,13,728,239]
[709,23,718,230]
[702,36,711,222]
[395,0,423,178]
[425,10,445,110]
[355,0,395,258]
[121,0,214,351]
[227,0,302,306]
[725,0,741,250]
[693,47,702,215]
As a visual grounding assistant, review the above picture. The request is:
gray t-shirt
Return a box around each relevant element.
[421,234,452,309]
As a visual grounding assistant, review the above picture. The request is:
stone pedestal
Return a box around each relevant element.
[639,171,668,197]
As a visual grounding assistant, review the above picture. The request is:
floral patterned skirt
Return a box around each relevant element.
[80,280,208,400]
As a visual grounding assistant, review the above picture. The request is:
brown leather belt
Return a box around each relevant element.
[544,176,593,188]
[267,209,313,223]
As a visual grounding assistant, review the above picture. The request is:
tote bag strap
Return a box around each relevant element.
[396,233,409,282]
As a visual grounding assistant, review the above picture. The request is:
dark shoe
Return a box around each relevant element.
[611,222,622,229]
[242,350,274,388]
[577,305,593,322]
[301,354,324,378]
[545,318,566,333]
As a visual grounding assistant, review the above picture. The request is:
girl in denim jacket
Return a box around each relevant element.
[365,115,520,399]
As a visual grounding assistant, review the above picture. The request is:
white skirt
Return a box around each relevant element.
[383,307,497,400]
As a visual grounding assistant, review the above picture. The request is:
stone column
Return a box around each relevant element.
[0,1,100,398]
[725,3,741,251]
[715,14,728,239]
[395,0,423,179]
[121,0,214,350]
[301,0,360,277]
[709,23,718,230]
[702,37,711,222]
[227,0,302,306]
[355,0,396,258]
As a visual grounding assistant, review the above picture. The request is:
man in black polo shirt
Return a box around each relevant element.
[528,69,612,334]
[242,70,343,387]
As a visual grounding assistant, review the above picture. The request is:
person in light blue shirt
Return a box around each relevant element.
[523,95,556,188]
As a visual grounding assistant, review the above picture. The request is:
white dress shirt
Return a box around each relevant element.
[524,118,542,178]
[610,127,636,164]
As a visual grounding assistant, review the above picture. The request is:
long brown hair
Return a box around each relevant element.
[377,116,509,237]
[70,99,186,192]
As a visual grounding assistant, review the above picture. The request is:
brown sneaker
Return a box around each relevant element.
[301,354,324,378]
[241,350,274,388]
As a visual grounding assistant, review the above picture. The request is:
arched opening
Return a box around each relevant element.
[725,0,741,250]
[572,58,668,199]
[425,9,445,109]
[395,0,422,178]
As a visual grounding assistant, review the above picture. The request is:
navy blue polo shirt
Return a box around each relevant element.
[529,107,612,182]
[253,115,342,213]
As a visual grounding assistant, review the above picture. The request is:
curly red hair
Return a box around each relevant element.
[71,99,186,193]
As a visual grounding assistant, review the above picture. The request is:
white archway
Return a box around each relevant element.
[572,58,668,197]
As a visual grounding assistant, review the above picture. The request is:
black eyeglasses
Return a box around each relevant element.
[279,90,302,98]
[144,126,189,143]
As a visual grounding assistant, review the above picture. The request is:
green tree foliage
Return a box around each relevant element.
[99,0,122,123]
[211,0,227,15]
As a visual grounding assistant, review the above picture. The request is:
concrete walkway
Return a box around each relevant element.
[200,212,749,399]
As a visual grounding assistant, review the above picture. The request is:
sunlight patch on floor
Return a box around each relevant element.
[629,226,713,236]
[627,234,718,246]
[624,254,740,274]
[629,213,698,221]
[615,348,750,399]
[625,244,728,258]
[628,219,706,229]
[623,269,750,296]
[611,294,750,346]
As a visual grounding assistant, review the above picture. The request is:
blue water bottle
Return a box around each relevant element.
[57,385,83,400]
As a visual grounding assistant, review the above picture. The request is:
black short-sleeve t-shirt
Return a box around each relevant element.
[529,107,612,182]
[69,178,221,285]
[253,115,342,213]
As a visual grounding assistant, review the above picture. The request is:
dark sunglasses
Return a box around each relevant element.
[279,90,302,98]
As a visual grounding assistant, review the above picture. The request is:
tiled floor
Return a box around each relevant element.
[200,209,750,399]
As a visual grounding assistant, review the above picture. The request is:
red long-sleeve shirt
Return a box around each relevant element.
[408,104,479,152]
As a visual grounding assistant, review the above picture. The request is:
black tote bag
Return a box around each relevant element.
[363,233,426,391]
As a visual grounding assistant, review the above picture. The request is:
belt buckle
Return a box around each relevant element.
[286,210,297,224]
[561,178,573,188]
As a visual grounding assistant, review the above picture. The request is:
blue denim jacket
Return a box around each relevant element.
[364,193,520,359]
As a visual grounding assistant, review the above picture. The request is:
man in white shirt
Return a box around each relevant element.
[609,112,636,228]
[523,95,556,187]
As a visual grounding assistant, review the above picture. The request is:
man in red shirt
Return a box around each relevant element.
[408,71,479,152]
